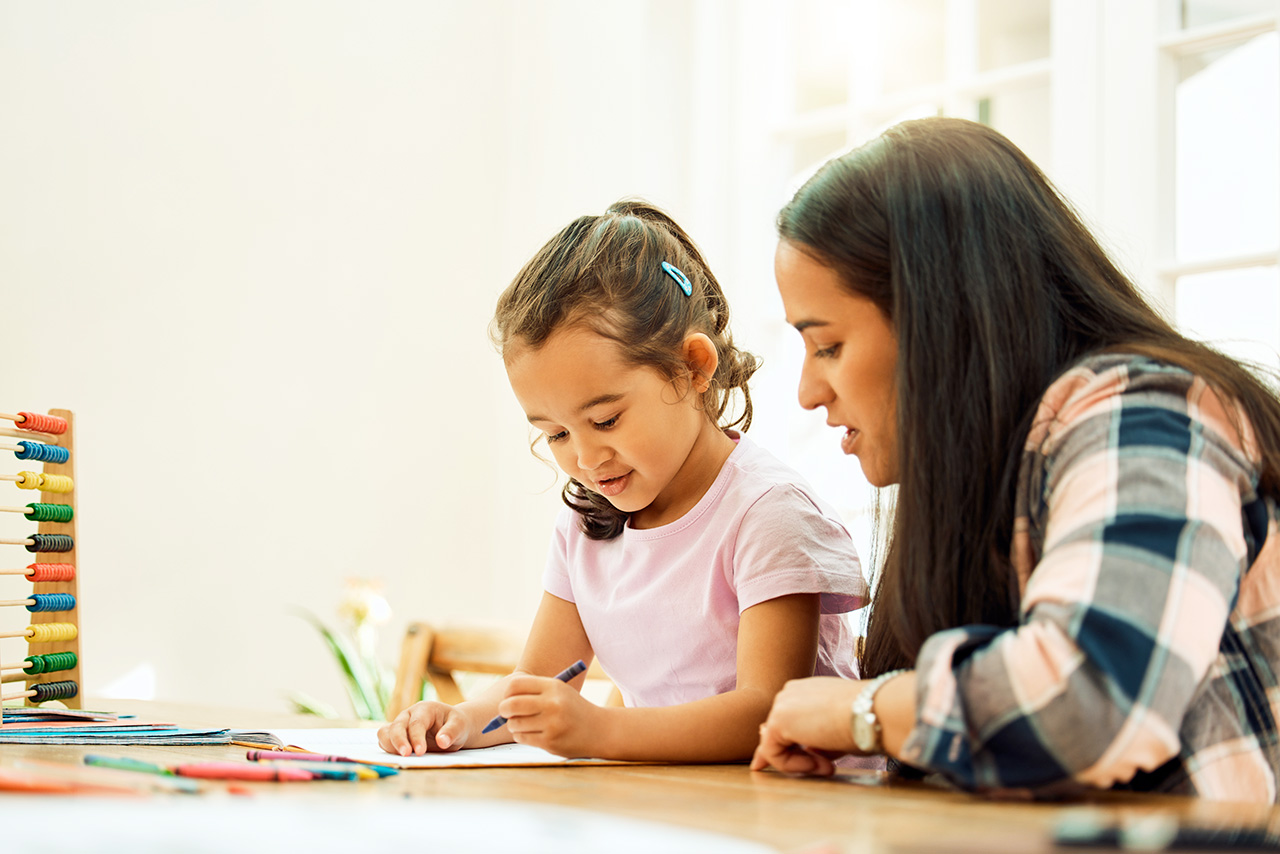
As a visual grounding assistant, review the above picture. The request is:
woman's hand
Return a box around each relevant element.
[497,673,607,758]
[377,700,475,757]
[750,676,862,776]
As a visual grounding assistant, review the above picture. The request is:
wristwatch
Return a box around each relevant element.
[850,669,910,753]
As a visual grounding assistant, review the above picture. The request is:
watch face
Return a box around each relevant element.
[853,712,879,753]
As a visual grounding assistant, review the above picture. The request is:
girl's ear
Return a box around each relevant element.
[682,332,719,394]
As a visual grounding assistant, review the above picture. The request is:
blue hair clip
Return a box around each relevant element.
[661,261,693,297]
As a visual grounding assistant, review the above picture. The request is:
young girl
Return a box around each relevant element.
[750,117,1280,802]
[378,200,868,763]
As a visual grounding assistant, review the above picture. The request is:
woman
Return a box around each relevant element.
[751,116,1280,802]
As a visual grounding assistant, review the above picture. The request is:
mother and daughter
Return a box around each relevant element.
[381,117,1280,803]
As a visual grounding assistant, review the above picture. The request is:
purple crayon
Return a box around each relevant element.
[482,660,587,734]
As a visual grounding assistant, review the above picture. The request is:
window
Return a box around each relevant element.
[759,0,1057,564]
[714,0,1280,570]
[1161,4,1280,370]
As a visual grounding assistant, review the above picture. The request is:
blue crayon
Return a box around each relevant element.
[482,660,587,734]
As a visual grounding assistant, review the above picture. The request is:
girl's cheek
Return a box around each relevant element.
[547,447,571,472]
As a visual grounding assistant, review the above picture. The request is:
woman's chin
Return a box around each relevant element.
[857,459,898,489]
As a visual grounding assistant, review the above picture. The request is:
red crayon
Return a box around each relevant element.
[173,762,314,782]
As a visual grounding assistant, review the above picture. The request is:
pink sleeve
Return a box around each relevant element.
[732,485,868,614]
[540,508,575,603]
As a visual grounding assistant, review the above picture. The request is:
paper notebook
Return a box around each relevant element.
[267,727,637,768]
[0,708,287,746]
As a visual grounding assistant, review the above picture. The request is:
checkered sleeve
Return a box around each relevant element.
[899,358,1257,791]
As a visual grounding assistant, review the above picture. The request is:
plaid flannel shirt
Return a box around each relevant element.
[899,353,1280,801]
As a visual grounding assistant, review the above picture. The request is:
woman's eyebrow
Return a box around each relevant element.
[792,319,828,333]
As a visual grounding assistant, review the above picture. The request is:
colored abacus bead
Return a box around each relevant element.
[14,441,70,464]
[15,471,74,493]
[26,563,76,582]
[26,503,74,523]
[24,652,77,675]
[29,680,77,702]
[26,593,75,612]
[25,534,74,553]
[27,623,77,643]
[15,412,68,434]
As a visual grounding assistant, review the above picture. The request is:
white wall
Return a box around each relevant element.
[12,1,1261,720]
[0,1,714,715]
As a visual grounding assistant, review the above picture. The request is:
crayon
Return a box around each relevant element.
[84,755,174,776]
[173,761,315,782]
[245,749,398,777]
[257,760,375,780]
[482,659,587,734]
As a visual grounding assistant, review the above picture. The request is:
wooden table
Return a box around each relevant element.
[2,699,1275,853]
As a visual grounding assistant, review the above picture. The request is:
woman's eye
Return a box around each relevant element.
[814,344,841,359]
[595,415,619,430]
[546,430,568,443]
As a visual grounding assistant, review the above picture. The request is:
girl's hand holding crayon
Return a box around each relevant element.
[496,673,606,758]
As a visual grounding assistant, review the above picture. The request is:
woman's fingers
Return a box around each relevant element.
[751,712,843,777]
[751,734,838,776]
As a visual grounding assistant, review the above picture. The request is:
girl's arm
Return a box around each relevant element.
[379,592,594,755]
[497,593,821,761]
[445,592,598,746]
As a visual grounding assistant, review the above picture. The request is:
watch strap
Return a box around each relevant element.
[850,668,910,753]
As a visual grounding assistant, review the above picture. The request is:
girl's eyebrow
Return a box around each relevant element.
[792,319,828,333]
[578,393,625,411]
[526,393,625,425]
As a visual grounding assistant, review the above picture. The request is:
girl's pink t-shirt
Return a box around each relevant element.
[542,433,868,708]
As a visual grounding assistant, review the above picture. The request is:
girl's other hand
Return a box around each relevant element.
[377,701,473,757]
[497,673,604,758]
[749,676,861,775]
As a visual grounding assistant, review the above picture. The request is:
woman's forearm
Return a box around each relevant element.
[874,671,917,759]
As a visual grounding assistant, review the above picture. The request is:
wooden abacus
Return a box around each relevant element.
[0,409,82,724]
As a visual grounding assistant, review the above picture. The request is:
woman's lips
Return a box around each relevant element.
[840,428,860,455]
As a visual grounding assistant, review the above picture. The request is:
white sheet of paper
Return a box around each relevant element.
[267,727,611,768]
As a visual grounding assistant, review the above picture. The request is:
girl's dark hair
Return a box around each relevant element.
[777,116,1280,678]
[492,199,760,540]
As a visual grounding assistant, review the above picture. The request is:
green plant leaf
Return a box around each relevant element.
[286,690,341,718]
[291,608,382,720]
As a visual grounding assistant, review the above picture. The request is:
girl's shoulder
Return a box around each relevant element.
[712,433,851,529]
[724,434,829,500]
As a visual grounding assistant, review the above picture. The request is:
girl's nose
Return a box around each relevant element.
[575,436,612,471]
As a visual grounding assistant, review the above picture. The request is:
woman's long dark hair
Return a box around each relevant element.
[778,117,1280,677]
[493,199,760,540]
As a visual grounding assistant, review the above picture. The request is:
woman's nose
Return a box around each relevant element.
[797,364,831,411]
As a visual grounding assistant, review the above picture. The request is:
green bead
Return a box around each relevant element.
[27,503,74,523]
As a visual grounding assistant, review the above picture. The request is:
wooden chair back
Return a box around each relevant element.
[388,621,622,719]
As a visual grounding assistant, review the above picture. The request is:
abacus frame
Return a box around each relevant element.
[0,408,82,723]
